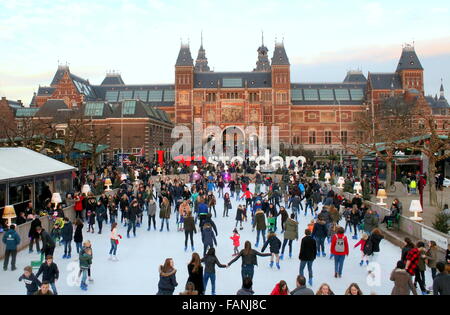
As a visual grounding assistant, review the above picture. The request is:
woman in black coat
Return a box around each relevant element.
[187,253,204,295]
[74,219,84,254]
[157,258,178,295]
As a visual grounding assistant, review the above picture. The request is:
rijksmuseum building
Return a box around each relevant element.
[3,39,449,160]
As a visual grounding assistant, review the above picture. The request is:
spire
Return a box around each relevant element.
[396,43,423,72]
[194,32,211,72]
[440,78,445,98]
[175,41,194,67]
[271,40,290,66]
[254,32,271,72]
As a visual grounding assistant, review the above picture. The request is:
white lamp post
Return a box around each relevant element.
[51,193,62,209]
[314,169,320,179]
[104,178,112,192]
[409,200,423,222]
[376,189,387,206]
[337,177,345,189]
[81,184,91,195]
[325,172,331,184]
[353,182,362,194]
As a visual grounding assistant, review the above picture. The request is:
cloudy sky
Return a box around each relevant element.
[1,0,449,105]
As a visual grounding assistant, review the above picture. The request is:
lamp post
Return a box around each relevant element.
[2,205,16,227]
[51,193,62,210]
[409,200,423,222]
[376,189,387,206]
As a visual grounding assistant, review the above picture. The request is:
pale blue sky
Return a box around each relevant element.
[1,0,449,104]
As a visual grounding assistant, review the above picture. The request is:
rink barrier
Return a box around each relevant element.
[0,190,119,260]
[329,185,450,256]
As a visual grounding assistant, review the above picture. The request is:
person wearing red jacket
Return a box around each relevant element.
[240,189,254,211]
[74,193,84,221]
[330,226,349,278]
[230,229,241,256]
[270,280,289,295]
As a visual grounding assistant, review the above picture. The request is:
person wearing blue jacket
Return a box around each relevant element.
[61,217,73,259]
[3,224,21,271]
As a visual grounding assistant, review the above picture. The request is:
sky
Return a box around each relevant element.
[0,0,449,105]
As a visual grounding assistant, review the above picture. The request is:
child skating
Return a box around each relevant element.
[261,232,282,270]
[354,233,370,266]
[230,228,241,256]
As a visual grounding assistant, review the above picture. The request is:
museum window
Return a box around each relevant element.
[206,93,216,102]
[325,131,332,144]
[309,131,316,144]
[249,92,259,103]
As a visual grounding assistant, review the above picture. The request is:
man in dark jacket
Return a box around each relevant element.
[61,217,73,259]
[36,227,55,257]
[312,215,328,257]
[36,255,59,295]
[200,213,218,235]
[253,209,267,247]
[291,275,314,295]
[236,278,254,295]
[201,224,217,256]
[28,215,42,253]
[127,199,139,238]
[433,262,450,295]
[2,225,21,271]
[299,229,317,286]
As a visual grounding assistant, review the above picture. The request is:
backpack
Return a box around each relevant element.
[363,238,373,255]
[335,236,346,253]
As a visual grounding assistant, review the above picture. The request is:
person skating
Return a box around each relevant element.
[184,211,196,252]
[86,208,96,233]
[2,224,20,271]
[223,193,232,217]
[109,222,121,261]
[235,205,244,230]
[95,200,107,234]
[201,223,217,256]
[330,226,349,278]
[228,241,271,281]
[280,213,298,260]
[36,255,59,295]
[61,217,73,259]
[299,229,317,286]
[147,199,157,231]
[36,227,55,257]
[354,233,369,266]
[157,258,178,295]
[261,232,282,270]
[74,219,84,254]
[79,245,93,291]
[312,215,328,257]
[201,248,227,295]
[18,266,41,295]
[230,228,241,256]
[159,197,171,232]
[252,208,267,248]
[187,253,204,295]
[127,199,139,237]
[390,260,418,295]
[28,214,42,253]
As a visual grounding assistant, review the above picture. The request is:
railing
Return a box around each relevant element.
[330,186,450,252]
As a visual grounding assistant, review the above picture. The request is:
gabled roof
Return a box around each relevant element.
[0,147,76,182]
[368,73,402,90]
[37,87,55,96]
[35,99,69,118]
[396,45,423,72]
[101,74,125,86]
[426,96,450,109]
[15,107,40,118]
[176,44,194,67]
[343,71,367,83]
[271,43,290,66]
[194,72,272,89]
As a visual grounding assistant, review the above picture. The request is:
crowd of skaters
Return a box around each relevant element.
[2,160,450,295]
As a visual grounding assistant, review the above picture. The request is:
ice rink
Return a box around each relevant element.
[0,184,432,295]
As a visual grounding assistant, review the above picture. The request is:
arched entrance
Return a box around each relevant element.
[222,126,245,158]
